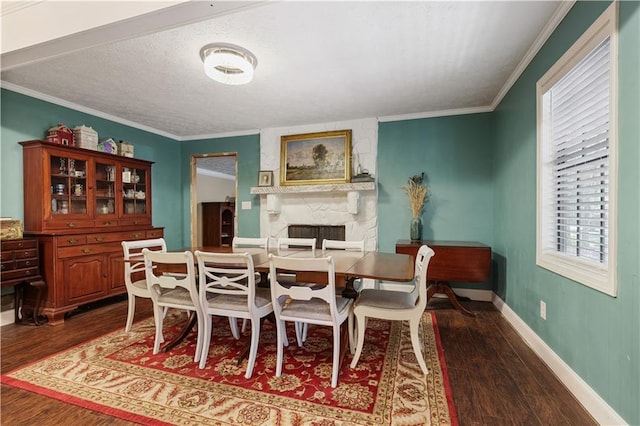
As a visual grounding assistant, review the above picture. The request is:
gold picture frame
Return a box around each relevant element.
[280,129,352,186]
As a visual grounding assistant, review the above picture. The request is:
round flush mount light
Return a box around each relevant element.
[199,43,258,85]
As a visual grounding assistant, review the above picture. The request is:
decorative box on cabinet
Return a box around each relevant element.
[201,202,235,247]
[20,140,163,325]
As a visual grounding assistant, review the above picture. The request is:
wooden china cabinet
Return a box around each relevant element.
[20,140,164,325]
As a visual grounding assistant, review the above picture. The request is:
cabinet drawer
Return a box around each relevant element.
[45,219,95,230]
[13,248,38,260]
[146,229,164,238]
[57,235,87,246]
[119,218,151,227]
[2,267,39,281]
[1,260,15,271]
[15,258,38,269]
[86,230,147,244]
[94,218,119,228]
[1,239,37,251]
[58,242,121,258]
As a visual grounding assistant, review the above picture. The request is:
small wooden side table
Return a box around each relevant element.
[1,238,46,325]
[396,240,492,316]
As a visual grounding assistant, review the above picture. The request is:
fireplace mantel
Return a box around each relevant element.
[250,181,375,195]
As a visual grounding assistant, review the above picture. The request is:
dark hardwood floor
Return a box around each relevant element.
[1,297,595,425]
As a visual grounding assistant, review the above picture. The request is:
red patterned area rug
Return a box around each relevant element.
[2,311,457,425]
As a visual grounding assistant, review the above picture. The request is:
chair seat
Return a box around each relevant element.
[205,287,271,311]
[131,279,147,290]
[282,296,352,322]
[157,288,195,305]
[356,288,416,310]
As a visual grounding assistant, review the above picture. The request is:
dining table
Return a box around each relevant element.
[158,246,415,357]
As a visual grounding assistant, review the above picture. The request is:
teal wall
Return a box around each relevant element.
[378,113,494,289]
[179,135,261,247]
[1,1,638,420]
[492,1,639,424]
[0,89,182,247]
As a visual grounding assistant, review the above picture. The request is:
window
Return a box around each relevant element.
[536,3,618,296]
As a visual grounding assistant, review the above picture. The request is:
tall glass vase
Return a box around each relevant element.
[410,217,422,241]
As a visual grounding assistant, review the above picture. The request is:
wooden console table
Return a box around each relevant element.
[396,240,491,316]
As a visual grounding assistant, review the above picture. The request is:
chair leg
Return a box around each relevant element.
[229,317,240,339]
[350,313,366,369]
[199,314,213,369]
[125,294,136,332]
[194,310,205,364]
[152,304,164,355]
[245,317,261,379]
[294,322,304,347]
[331,323,340,388]
[241,318,249,333]
[409,317,428,375]
[275,319,286,377]
[347,311,355,355]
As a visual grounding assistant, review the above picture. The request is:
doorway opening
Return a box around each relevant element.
[190,153,237,247]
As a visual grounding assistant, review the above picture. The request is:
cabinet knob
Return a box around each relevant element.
[82,248,91,254]
[67,222,76,228]
[94,237,104,242]
[133,233,142,238]
[102,222,111,226]
[23,251,30,256]
[25,260,31,266]
[68,238,78,244]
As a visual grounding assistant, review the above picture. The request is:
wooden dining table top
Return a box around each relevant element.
[186,246,415,283]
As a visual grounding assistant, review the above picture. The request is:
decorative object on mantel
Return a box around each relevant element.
[351,171,375,183]
[280,129,352,186]
[73,125,98,150]
[402,172,429,241]
[46,124,74,146]
[258,170,273,187]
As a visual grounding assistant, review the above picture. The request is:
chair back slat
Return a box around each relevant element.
[194,251,256,307]
[232,237,269,249]
[322,239,364,252]
[277,237,316,252]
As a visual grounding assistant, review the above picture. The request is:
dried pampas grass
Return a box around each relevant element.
[402,174,429,219]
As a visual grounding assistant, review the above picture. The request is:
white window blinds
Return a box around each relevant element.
[536,1,617,296]
[543,38,610,264]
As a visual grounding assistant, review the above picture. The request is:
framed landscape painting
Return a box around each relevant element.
[280,129,352,185]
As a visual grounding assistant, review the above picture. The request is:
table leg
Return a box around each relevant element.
[29,280,46,326]
[341,276,358,299]
[161,312,197,352]
[427,280,476,317]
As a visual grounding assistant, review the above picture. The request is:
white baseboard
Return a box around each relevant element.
[1,309,15,326]
[492,294,627,426]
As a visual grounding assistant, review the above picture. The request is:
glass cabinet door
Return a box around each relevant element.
[121,166,148,216]
[95,161,117,216]
[50,154,88,216]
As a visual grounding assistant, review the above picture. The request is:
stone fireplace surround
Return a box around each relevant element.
[256,118,379,251]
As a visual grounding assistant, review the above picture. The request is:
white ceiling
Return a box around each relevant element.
[1,1,568,141]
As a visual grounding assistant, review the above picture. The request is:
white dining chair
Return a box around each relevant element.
[232,236,269,249]
[194,250,273,377]
[142,249,205,364]
[350,244,435,375]
[232,236,269,334]
[276,237,316,253]
[269,254,354,388]
[121,238,167,333]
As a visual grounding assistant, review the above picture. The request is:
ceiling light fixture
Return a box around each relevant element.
[199,43,257,85]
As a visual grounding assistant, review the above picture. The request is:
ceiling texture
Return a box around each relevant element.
[1,1,567,142]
